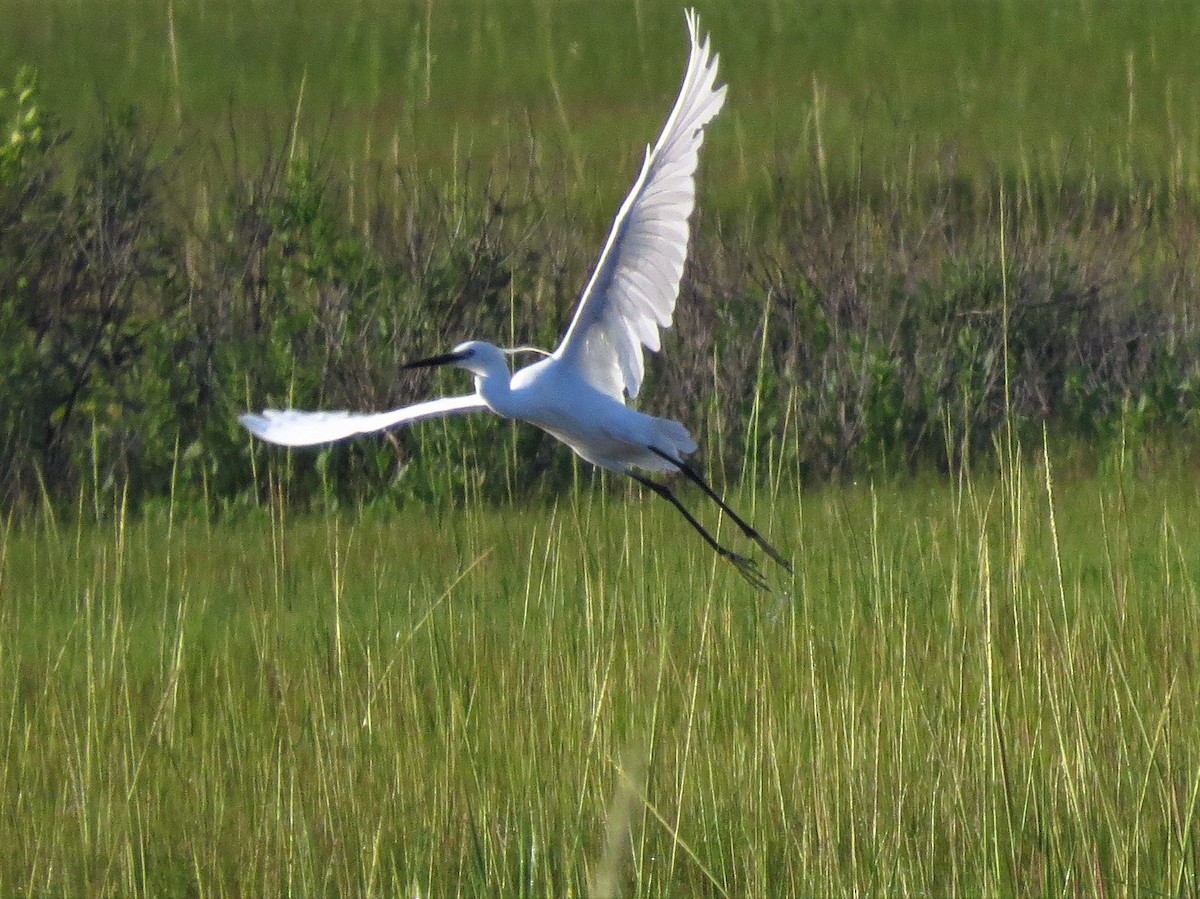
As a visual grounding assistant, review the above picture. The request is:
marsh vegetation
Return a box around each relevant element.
[1,1,1199,893]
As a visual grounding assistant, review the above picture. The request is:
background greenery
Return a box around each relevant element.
[2,3,1200,893]
[6,0,1200,198]
[3,1,1200,510]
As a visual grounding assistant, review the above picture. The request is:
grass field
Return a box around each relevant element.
[2,438,1199,894]
[4,1,1200,894]
[6,0,1200,214]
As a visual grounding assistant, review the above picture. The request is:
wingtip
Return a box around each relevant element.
[239,412,267,437]
[682,10,723,111]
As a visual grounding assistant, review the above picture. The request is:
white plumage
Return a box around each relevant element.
[241,11,789,588]
[555,7,726,401]
[240,395,488,447]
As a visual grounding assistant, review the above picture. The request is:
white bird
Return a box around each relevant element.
[241,10,789,588]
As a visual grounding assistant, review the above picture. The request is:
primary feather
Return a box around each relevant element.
[239,395,488,447]
[553,8,726,400]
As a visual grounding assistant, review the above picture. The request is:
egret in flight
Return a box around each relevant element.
[241,10,790,588]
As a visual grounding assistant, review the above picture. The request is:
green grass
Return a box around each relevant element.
[3,444,1199,894]
[6,0,1200,216]
[4,2,1200,892]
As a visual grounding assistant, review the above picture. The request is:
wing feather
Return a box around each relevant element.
[240,394,489,447]
[553,9,725,400]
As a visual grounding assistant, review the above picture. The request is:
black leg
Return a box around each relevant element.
[647,446,792,573]
[628,471,769,591]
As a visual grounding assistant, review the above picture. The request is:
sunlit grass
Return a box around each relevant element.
[2,2,1200,893]
[5,0,1200,216]
[2,445,1198,894]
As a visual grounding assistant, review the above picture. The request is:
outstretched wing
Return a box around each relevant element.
[240,394,489,447]
[553,9,726,401]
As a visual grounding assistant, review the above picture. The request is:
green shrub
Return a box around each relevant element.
[2,66,1200,515]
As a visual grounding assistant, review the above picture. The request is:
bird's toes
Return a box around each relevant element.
[723,550,770,591]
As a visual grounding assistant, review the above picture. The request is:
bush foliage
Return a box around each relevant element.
[2,69,1198,512]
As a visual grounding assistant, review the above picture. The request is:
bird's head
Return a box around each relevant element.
[403,340,509,379]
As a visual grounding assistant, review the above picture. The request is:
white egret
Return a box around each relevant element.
[240,10,790,588]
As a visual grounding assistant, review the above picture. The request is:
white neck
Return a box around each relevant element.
[475,364,517,417]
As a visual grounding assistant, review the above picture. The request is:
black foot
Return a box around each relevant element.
[722,548,770,592]
[645,446,793,575]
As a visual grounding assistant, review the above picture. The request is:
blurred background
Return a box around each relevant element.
[3,0,1200,511]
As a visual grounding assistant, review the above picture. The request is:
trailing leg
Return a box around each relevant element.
[628,471,769,591]
[647,446,792,572]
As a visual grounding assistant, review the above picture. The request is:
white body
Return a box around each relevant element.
[241,10,724,478]
[240,15,792,588]
[466,343,695,473]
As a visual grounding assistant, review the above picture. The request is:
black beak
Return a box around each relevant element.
[402,350,469,370]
